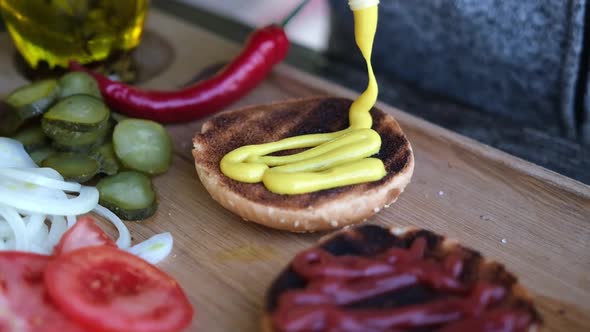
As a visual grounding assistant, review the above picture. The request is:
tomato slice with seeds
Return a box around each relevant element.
[0,252,86,332]
[45,246,193,332]
[53,216,115,256]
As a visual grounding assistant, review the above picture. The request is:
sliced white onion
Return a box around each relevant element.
[0,138,37,168]
[47,215,67,249]
[127,232,173,264]
[0,185,99,215]
[29,223,49,246]
[93,204,131,249]
[25,167,64,180]
[5,176,69,202]
[0,206,26,251]
[0,168,81,192]
[28,243,47,255]
[25,214,44,235]
[0,221,12,237]
[5,238,15,250]
[0,152,174,263]
[66,215,77,228]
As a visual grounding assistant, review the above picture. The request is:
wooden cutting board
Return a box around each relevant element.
[1,9,589,332]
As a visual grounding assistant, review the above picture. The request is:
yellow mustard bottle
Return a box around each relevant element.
[220,0,384,195]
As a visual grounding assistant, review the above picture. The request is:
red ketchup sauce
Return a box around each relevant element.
[272,238,532,332]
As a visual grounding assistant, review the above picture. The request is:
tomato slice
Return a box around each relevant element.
[0,252,86,332]
[53,216,115,256]
[45,246,193,332]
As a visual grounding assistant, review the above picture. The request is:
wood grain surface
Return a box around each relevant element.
[1,10,589,332]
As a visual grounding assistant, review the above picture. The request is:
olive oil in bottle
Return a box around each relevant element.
[0,0,149,68]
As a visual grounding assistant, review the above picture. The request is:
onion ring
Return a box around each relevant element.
[93,204,131,249]
[0,185,99,215]
[0,206,26,250]
[0,168,81,192]
[127,232,173,264]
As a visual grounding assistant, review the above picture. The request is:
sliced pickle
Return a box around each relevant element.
[91,142,121,175]
[30,146,56,165]
[5,79,60,120]
[51,137,106,153]
[42,94,110,131]
[41,152,99,183]
[97,171,157,221]
[59,72,102,99]
[113,119,172,175]
[110,112,129,123]
[43,119,110,145]
[11,123,49,151]
[45,120,110,153]
[0,101,25,136]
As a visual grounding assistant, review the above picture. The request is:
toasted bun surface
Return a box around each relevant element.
[192,97,414,232]
[262,224,542,332]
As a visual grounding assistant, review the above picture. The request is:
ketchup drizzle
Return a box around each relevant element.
[272,237,532,332]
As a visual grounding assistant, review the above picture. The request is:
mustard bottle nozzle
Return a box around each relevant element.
[348,0,379,11]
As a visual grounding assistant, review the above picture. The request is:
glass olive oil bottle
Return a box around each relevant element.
[0,0,149,68]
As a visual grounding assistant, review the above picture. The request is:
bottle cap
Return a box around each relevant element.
[348,0,379,11]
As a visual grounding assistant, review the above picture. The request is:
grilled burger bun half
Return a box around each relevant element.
[262,224,542,332]
[192,97,414,232]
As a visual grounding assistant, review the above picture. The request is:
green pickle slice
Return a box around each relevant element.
[91,142,121,175]
[43,120,111,152]
[5,79,60,120]
[97,171,157,221]
[0,101,25,136]
[113,119,172,175]
[11,124,49,151]
[51,137,107,153]
[43,95,110,131]
[58,72,102,99]
[30,146,56,165]
[110,112,129,123]
[1,80,60,135]
[41,152,99,183]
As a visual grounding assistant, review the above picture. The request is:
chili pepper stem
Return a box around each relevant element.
[280,0,312,27]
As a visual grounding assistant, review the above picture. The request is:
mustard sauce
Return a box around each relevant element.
[220,2,383,195]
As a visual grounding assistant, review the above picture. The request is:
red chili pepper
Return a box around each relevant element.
[70,25,289,123]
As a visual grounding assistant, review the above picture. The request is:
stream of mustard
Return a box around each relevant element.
[220,4,383,194]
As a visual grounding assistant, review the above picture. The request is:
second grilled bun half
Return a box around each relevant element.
[262,224,542,331]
